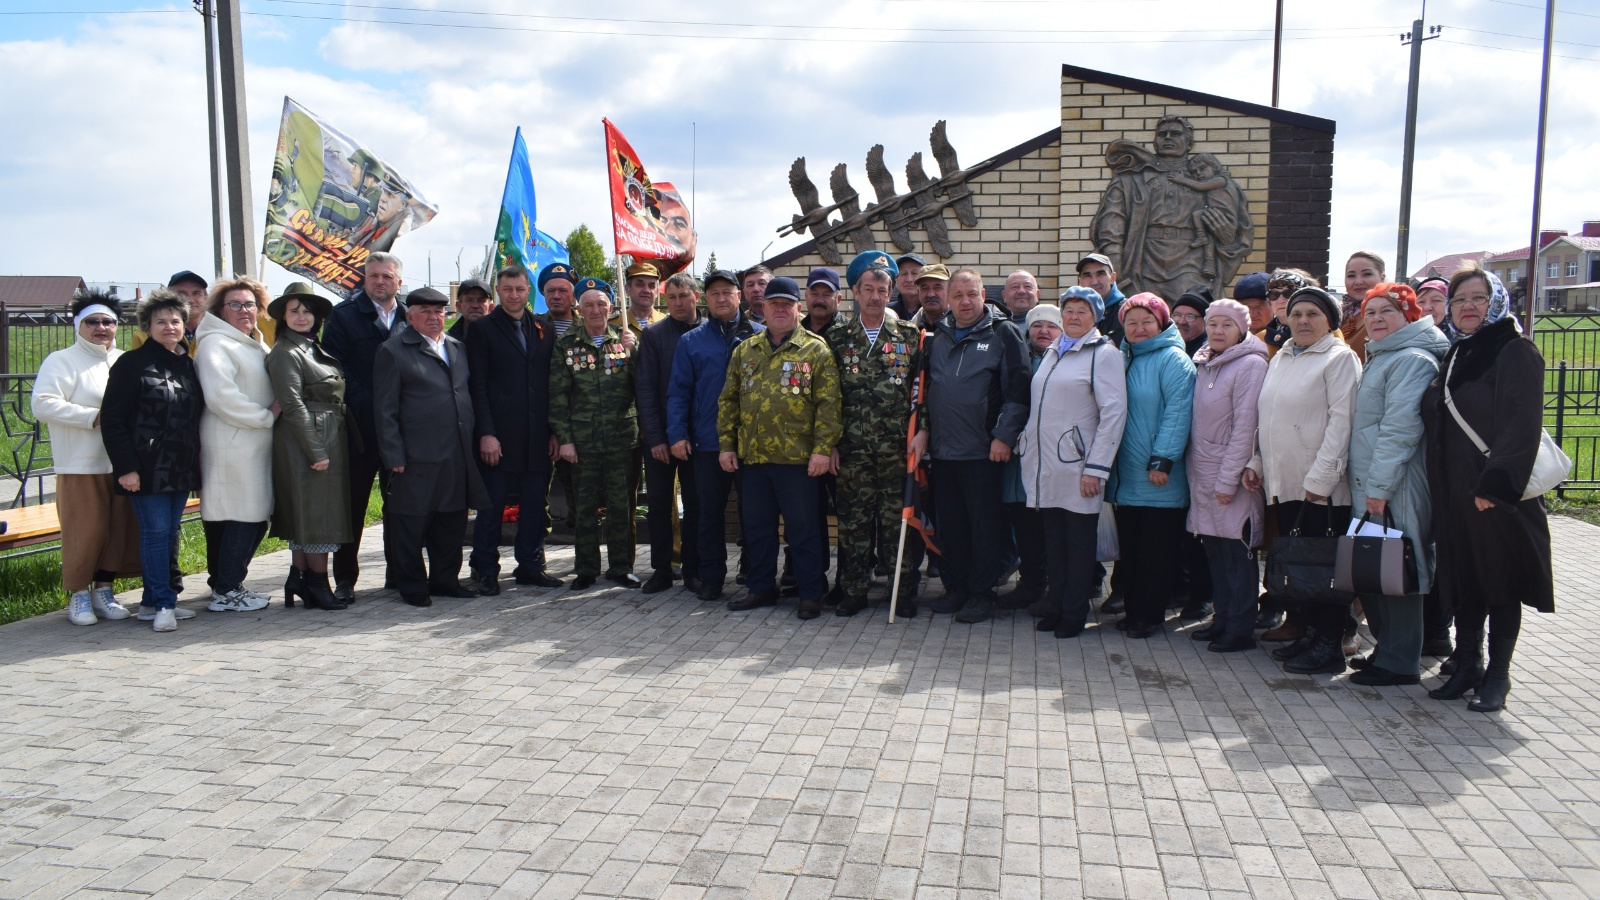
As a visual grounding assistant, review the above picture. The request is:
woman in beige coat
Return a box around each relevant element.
[195,278,279,612]
[1244,287,1362,674]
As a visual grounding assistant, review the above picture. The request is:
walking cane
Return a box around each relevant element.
[888,516,908,625]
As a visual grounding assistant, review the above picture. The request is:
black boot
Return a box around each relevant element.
[1428,649,1484,700]
[302,570,348,611]
[1271,626,1316,662]
[1469,608,1519,713]
[1283,634,1346,675]
[284,566,304,608]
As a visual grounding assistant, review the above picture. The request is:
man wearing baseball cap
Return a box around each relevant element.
[800,266,847,602]
[612,260,664,338]
[716,276,842,620]
[132,270,210,357]
[909,263,952,332]
[1076,252,1127,346]
[889,252,924,320]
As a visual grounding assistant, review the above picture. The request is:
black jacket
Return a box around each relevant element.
[322,288,407,459]
[922,307,1030,461]
[100,340,205,495]
[636,313,701,449]
[465,306,556,472]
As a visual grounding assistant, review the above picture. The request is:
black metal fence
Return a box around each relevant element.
[0,306,136,376]
[1,374,50,507]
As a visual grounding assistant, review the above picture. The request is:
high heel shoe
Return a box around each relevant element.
[284,566,304,608]
[1428,654,1484,700]
[302,570,348,611]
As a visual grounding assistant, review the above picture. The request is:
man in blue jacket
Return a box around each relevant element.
[910,268,1030,624]
[322,252,408,601]
[667,269,762,600]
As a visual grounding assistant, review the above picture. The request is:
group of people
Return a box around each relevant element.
[34,244,1554,712]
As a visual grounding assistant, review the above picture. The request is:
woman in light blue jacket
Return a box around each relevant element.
[1110,293,1196,638]
[1347,283,1449,687]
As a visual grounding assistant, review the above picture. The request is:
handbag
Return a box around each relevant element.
[1443,354,1570,500]
[1332,510,1418,597]
[1263,502,1352,605]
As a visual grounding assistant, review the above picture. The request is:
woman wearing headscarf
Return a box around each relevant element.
[1344,283,1448,686]
[1019,287,1126,637]
[1411,275,1456,660]
[195,277,279,612]
[1185,299,1269,652]
[32,290,141,625]
[1422,264,1552,712]
[265,282,352,611]
[1415,278,1449,331]
[101,290,205,632]
[1244,287,1363,674]
[1110,293,1195,638]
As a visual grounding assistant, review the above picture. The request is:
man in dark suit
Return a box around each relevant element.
[636,271,704,594]
[322,252,408,602]
[372,287,485,607]
[464,265,563,595]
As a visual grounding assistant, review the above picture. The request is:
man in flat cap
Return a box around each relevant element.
[717,276,842,620]
[613,260,664,339]
[373,286,484,607]
[551,278,641,590]
[448,277,492,342]
[465,265,563,595]
[828,251,922,618]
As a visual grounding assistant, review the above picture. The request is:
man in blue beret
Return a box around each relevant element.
[537,263,579,337]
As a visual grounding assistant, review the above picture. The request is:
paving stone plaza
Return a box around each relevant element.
[4,517,1600,900]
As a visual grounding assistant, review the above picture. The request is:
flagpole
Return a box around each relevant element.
[889,519,908,625]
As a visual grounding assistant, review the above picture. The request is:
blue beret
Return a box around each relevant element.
[537,262,577,291]
[846,251,898,288]
[1233,271,1270,301]
[1059,286,1105,324]
[575,277,613,300]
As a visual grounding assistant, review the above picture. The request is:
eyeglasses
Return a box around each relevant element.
[224,301,258,312]
[82,318,118,328]
[1266,288,1293,299]
[1172,313,1203,323]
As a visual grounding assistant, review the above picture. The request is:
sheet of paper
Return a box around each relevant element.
[1347,519,1404,539]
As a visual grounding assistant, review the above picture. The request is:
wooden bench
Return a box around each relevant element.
[0,497,200,553]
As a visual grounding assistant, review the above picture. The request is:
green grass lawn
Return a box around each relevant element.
[0,483,383,627]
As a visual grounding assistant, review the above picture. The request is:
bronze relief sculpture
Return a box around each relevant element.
[1091,115,1254,302]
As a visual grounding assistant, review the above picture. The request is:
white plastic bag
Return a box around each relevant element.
[1096,502,1119,562]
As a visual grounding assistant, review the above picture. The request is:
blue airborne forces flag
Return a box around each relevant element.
[492,128,569,312]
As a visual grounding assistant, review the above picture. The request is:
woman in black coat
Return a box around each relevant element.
[101,290,205,632]
[1421,264,1553,712]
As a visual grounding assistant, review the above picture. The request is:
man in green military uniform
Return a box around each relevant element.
[550,277,641,590]
[826,252,923,619]
[717,277,842,619]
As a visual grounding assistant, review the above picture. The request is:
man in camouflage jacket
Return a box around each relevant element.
[826,252,923,619]
[550,278,640,590]
[716,277,842,619]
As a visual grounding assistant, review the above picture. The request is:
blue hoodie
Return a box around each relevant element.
[666,313,763,452]
[1111,323,1196,508]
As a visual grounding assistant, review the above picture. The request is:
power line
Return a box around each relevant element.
[1438,37,1598,62]
[1484,0,1600,20]
[1449,26,1600,49]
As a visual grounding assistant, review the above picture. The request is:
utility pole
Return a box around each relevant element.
[216,0,256,278]
[1395,5,1441,279]
[1271,0,1284,107]
[1525,0,1556,336]
[196,0,227,282]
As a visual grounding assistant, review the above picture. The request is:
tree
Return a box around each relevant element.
[564,224,609,282]
[701,252,718,282]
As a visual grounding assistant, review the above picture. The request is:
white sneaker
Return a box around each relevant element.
[152,609,178,632]
[137,606,195,621]
[239,587,272,604]
[90,586,131,620]
[209,589,269,612]
[67,591,97,626]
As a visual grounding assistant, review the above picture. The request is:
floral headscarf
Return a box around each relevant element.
[1444,270,1518,342]
[1361,282,1424,323]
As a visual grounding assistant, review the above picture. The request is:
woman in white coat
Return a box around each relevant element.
[195,278,279,612]
[1019,287,1127,637]
[31,291,141,625]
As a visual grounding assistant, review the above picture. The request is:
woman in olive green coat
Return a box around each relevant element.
[266,282,353,610]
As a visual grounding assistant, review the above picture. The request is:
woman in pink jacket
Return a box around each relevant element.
[1185,299,1270,652]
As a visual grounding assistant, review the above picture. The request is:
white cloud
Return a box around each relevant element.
[1,0,1596,295]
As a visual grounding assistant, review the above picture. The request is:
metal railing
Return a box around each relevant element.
[1548,361,1600,495]
[1532,314,1600,367]
[1,374,50,507]
[0,305,135,376]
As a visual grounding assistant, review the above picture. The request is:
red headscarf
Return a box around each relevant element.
[1118,292,1171,330]
[1360,282,1423,323]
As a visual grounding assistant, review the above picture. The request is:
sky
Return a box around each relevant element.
[1,0,1597,296]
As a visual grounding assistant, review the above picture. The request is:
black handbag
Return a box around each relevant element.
[1333,509,1418,597]
[1263,503,1355,605]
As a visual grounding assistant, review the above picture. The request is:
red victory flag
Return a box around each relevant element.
[602,118,696,277]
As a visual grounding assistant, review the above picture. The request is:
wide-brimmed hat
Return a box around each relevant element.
[267,282,332,320]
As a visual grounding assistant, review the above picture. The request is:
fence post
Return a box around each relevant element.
[1556,361,1567,498]
[0,302,9,374]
